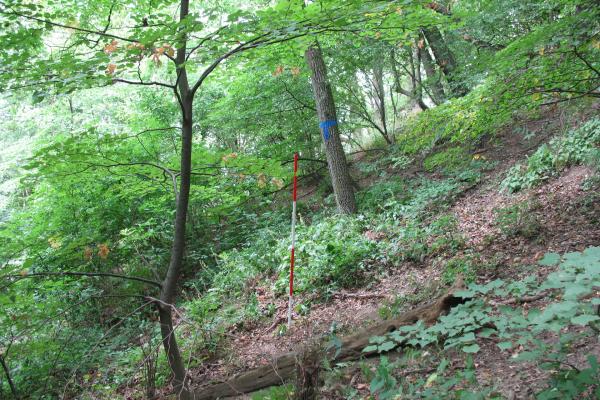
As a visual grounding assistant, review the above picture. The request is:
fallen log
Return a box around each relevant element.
[193,278,466,400]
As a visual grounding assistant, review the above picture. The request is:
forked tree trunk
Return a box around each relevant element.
[305,45,357,214]
[419,35,446,104]
[372,61,393,144]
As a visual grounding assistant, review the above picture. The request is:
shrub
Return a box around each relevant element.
[365,247,600,399]
[423,147,471,173]
[397,85,509,155]
[502,118,600,192]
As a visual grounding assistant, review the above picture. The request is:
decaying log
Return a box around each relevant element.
[194,278,466,400]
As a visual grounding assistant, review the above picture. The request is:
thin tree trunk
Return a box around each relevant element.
[390,47,428,111]
[0,354,18,399]
[409,44,429,111]
[372,62,392,144]
[305,45,357,214]
[422,27,468,97]
[157,0,194,398]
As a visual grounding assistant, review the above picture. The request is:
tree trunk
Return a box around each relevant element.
[419,35,446,104]
[0,354,18,399]
[422,27,468,97]
[409,44,429,111]
[390,47,428,111]
[305,45,357,214]
[372,62,393,144]
[157,0,194,398]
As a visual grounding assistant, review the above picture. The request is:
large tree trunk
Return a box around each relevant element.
[305,45,357,214]
[422,27,468,97]
[193,278,466,399]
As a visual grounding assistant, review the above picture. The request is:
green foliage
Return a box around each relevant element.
[250,384,294,400]
[423,147,471,173]
[365,247,600,398]
[1,0,598,396]
[214,214,376,297]
[398,85,507,155]
[502,118,600,192]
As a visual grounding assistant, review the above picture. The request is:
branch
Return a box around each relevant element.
[282,80,316,111]
[573,46,600,77]
[1,6,139,43]
[113,78,175,90]
[3,271,162,288]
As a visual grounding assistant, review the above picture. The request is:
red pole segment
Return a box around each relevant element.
[288,152,299,328]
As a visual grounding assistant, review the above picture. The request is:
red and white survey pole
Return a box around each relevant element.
[288,152,299,328]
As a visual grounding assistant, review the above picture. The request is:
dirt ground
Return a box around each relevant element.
[181,108,600,399]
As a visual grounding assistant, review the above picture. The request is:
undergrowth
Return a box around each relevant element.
[502,118,600,192]
[362,247,600,399]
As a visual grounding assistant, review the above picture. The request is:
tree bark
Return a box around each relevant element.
[372,62,393,144]
[390,47,429,111]
[419,35,446,104]
[0,354,18,399]
[157,0,194,398]
[305,45,357,214]
[193,278,466,399]
[422,27,468,97]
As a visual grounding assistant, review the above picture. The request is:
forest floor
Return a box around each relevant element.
[183,107,600,399]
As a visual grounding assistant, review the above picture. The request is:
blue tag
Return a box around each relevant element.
[319,120,337,141]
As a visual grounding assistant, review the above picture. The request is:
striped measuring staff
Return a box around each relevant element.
[288,152,299,328]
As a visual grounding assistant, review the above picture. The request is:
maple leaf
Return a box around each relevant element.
[106,63,117,75]
[104,40,118,54]
[291,67,301,77]
[48,237,62,249]
[257,173,267,188]
[222,152,238,162]
[163,44,175,57]
[273,65,284,77]
[98,243,110,259]
[127,42,145,51]
[270,177,284,189]
[84,246,94,260]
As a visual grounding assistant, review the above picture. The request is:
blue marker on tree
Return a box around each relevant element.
[319,119,337,141]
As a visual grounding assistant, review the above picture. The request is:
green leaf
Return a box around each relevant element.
[513,351,541,362]
[571,314,600,326]
[363,345,378,353]
[378,341,396,353]
[462,344,480,353]
[539,252,560,266]
[497,341,513,350]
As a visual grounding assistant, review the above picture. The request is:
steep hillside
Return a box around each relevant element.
[151,105,600,399]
